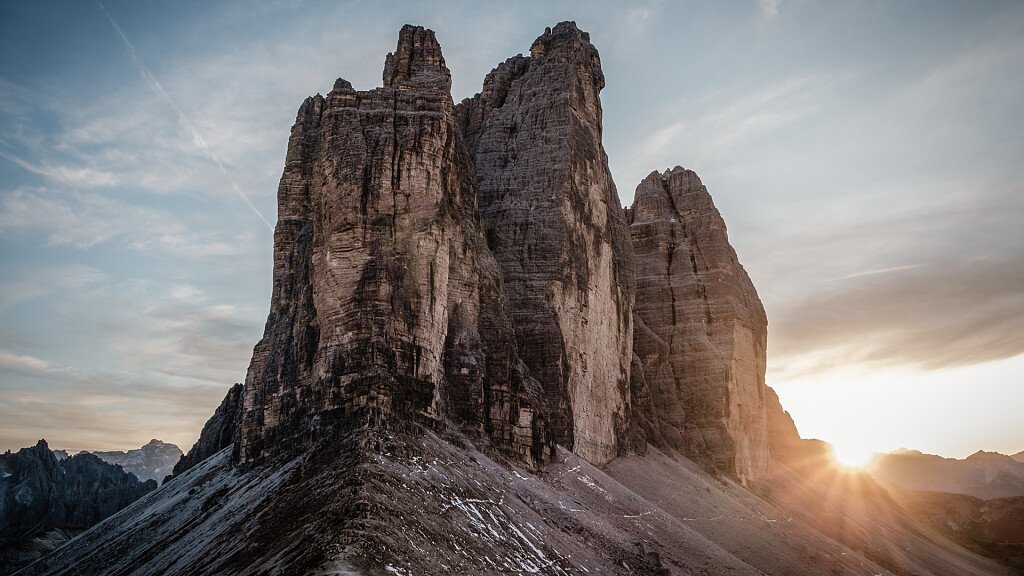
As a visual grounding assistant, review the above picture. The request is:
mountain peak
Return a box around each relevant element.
[383,24,450,90]
[966,449,1009,461]
[527,21,603,90]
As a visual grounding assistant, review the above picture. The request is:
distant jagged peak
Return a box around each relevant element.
[966,449,1014,462]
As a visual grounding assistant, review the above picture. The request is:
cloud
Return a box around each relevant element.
[835,265,923,281]
[0,370,227,453]
[0,264,108,308]
[771,253,1024,376]
[0,150,118,188]
[0,350,68,375]
[0,281,261,452]
[758,0,780,21]
[617,72,837,197]
[97,2,273,231]
[168,284,206,303]
[765,172,1024,377]
[0,186,248,258]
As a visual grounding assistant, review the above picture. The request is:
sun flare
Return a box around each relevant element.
[832,444,875,469]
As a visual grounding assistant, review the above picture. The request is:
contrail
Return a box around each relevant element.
[97,2,274,232]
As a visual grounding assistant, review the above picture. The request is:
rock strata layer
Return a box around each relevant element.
[627,167,773,484]
[235,25,551,468]
[456,22,636,464]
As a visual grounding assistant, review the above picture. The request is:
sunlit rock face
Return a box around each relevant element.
[456,22,637,465]
[627,167,773,484]
[235,25,551,468]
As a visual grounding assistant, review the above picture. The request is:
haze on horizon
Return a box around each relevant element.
[0,1,1021,461]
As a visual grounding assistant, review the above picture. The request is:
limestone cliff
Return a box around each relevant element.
[236,25,551,468]
[456,22,636,465]
[627,167,773,485]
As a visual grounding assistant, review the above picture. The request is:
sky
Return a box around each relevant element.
[1,0,1021,460]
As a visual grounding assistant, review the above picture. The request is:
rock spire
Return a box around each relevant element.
[627,167,771,484]
[456,21,637,465]
[233,24,551,468]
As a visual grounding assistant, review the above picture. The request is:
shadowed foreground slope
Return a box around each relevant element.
[20,430,1008,575]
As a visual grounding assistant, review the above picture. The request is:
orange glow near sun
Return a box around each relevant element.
[831,443,874,469]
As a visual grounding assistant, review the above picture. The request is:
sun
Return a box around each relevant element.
[831,444,875,469]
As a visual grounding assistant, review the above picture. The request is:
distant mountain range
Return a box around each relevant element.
[866,448,1024,499]
[0,440,157,574]
[85,439,183,482]
[864,448,1024,572]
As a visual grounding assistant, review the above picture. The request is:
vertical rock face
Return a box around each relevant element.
[236,25,551,468]
[456,22,636,465]
[173,383,243,476]
[627,167,771,484]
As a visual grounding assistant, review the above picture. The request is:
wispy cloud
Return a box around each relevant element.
[0,350,69,375]
[97,1,274,231]
[0,150,118,188]
[618,72,837,195]
[765,175,1024,378]
[0,264,108,308]
[0,281,261,452]
[758,0,780,22]
[835,264,922,281]
[0,186,248,258]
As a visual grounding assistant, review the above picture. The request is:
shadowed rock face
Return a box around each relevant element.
[0,440,156,572]
[173,383,243,477]
[456,22,636,465]
[236,25,551,468]
[627,167,773,484]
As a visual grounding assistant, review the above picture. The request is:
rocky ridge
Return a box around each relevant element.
[867,448,1024,499]
[889,490,1024,573]
[0,440,156,574]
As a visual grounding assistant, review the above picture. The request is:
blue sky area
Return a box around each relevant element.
[1,1,1021,457]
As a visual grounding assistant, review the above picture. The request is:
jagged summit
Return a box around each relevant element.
[528,21,604,88]
[383,24,450,89]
